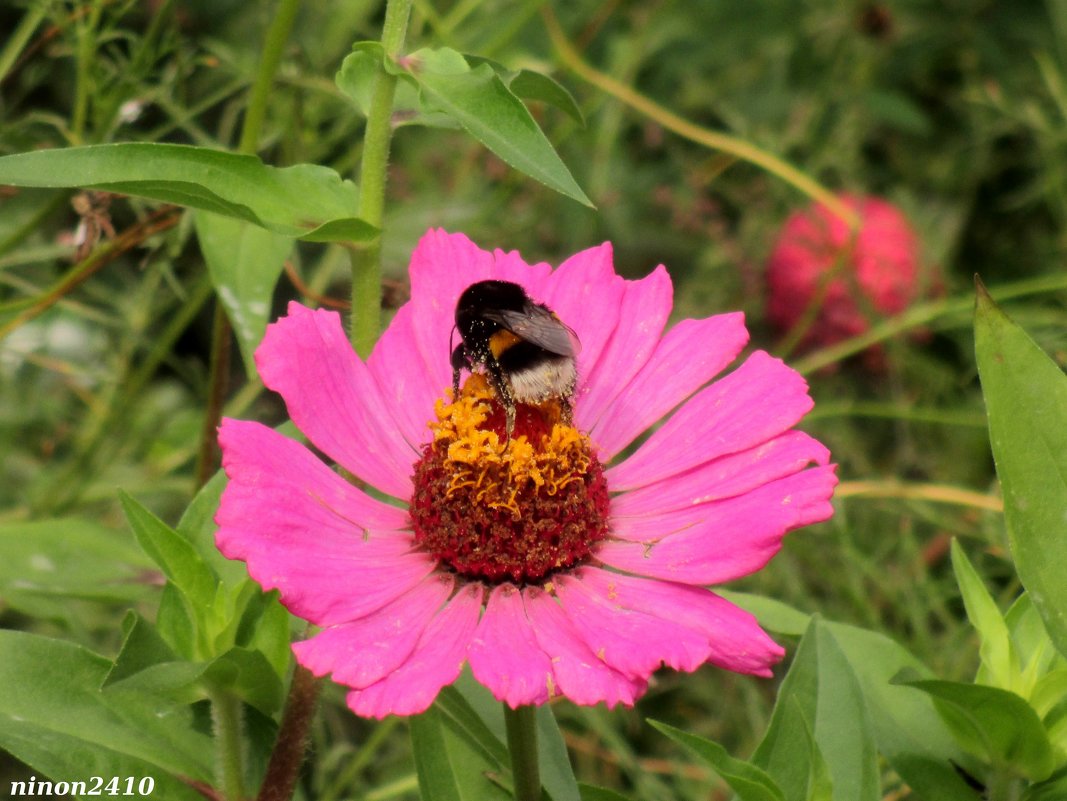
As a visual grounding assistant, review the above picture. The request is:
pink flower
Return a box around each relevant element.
[766,195,921,351]
[216,229,837,718]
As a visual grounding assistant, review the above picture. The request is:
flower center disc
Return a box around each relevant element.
[410,375,610,584]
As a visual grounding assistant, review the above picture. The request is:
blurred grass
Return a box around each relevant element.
[2,0,1065,797]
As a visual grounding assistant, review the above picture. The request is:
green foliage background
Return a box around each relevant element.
[3,1,1067,798]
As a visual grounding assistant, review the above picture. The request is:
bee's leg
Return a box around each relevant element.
[450,345,467,399]
[484,358,515,442]
[560,395,574,426]
[504,402,516,441]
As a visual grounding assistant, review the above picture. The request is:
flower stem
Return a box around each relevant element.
[349,0,413,356]
[256,664,322,801]
[208,684,247,801]
[503,704,540,801]
[540,6,860,230]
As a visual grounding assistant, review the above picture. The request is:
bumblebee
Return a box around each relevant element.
[451,280,580,437]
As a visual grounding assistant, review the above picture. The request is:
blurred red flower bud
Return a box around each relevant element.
[765,195,922,355]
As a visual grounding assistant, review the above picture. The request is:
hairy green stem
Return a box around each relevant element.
[208,685,247,801]
[503,705,540,801]
[349,0,413,356]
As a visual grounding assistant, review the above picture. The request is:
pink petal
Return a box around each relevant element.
[346,583,484,719]
[574,266,673,432]
[468,584,553,707]
[612,430,831,527]
[606,351,812,491]
[293,573,454,688]
[553,573,713,677]
[255,302,415,499]
[524,587,645,707]
[491,247,554,292]
[216,420,436,627]
[590,313,749,461]
[575,568,784,676]
[368,303,440,451]
[597,465,837,585]
[540,243,625,391]
[218,419,408,531]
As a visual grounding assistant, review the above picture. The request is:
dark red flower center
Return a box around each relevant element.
[409,375,610,584]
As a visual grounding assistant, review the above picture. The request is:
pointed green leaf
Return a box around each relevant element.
[650,720,784,801]
[194,211,292,379]
[902,679,1054,780]
[410,702,512,801]
[393,47,593,207]
[975,283,1067,659]
[104,611,179,687]
[951,539,1018,689]
[826,622,983,800]
[0,143,377,242]
[753,618,879,801]
[0,630,212,784]
[120,491,217,605]
[466,56,584,125]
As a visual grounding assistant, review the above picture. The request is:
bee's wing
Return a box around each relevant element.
[490,302,581,356]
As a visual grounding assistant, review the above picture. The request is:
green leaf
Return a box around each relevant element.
[0,143,377,242]
[974,283,1067,660]
[194,211,292,379]
[104,611,180,687]
[120,491,218,606]
[753,618,879,801]
[826,622,983,800]
[0,630,213,786]
[466,56,584,125]
[177,470,250,588]
[901,679,1055,780]
[410,702,512,801]
[205,647,285,716]
[234,588,293,679]
[156,582,197,659]
[0,519,153,622]
[1024,767,1067,801]
[393,47,593,207]
[951,539,1018,690]
[1006,594,1064,684]
[336,42,457,128]
[650,720,784,801]
[719,590,811,636]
